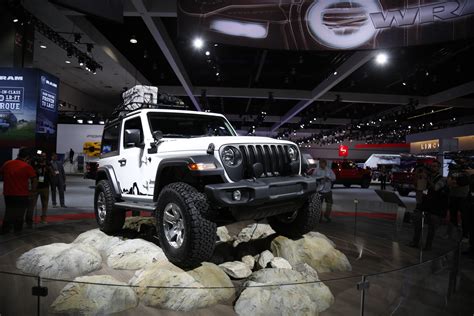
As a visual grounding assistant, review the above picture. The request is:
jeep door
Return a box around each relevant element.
[119,115,150,197]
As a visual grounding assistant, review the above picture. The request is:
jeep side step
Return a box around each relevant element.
[114,201,157,212]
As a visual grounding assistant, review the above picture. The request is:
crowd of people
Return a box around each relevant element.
[1,148,67,234]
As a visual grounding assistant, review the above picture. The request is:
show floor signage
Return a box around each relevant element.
[0,68,59,149]
[178,0,474,50]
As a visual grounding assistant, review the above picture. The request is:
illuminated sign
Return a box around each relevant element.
[339,145,349,157]
[410,139,440,154]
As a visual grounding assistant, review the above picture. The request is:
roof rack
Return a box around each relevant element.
[111,90,189,119]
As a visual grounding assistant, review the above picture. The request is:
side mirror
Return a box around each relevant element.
[153,130,163,142]
[124,129,142,147]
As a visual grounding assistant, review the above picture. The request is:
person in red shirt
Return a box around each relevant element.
[0,148,37,234]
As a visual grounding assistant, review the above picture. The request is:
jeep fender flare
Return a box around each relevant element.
[96,165,122,199]
[153,155,224,201]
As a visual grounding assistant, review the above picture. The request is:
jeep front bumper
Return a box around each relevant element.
[205,175,316,207]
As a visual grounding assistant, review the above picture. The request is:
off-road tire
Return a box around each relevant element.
[94,180,125,234]
[361,177,371,188]
[268,193,321,238]
[398,188,410,196]
[156,182,216,268]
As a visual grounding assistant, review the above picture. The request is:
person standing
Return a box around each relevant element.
[26,152,53,226]
[379,166,387,190]
[69,148,74,165]
[414,164,428,207]
[313,159,336,222]
[410,161,449,250]
[446,166,470,239]
[0,148,37,234]
[50,153,66,208]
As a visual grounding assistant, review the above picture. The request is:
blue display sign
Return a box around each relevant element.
[0,68,59,149]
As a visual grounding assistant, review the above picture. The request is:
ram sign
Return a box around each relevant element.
[178,0,474,50]
[0,68,59,149]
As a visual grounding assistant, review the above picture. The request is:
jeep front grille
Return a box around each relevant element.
[239,144,291,179]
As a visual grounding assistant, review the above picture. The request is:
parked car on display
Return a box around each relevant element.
[331,160,372,188]
[94,86,321,267]
[391,156,437,196]
[0,110,18,132]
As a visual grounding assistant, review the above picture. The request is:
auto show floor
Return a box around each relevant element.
[0,177,473,315]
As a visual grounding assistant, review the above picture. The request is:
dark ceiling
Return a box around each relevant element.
[83,14,474,136]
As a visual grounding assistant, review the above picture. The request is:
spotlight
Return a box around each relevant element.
[87,120,93,124]
[333,71,338,75]
[86,43,93,53]
[193,37,204,49]
[74,33,81,43]
[77,119,83,124]
[402,82,407,86]
[13,18,19,23]
[375,52,388,65]
[205,50,210,56]
[216,72,219,76]
[99,120,105,125]
[39,44,47,49]
[78,56,84,66]
[129,35,137,44]
[65,60,71,64]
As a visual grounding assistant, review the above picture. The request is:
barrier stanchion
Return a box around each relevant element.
[354,199,359,239]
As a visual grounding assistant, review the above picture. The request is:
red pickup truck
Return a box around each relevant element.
[391,157,437,196]
[331,160,372,188]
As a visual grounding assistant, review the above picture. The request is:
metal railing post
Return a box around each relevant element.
[357,275,369,316]
[354,199,359,239]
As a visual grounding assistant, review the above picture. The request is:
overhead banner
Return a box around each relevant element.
[178,0,474,50]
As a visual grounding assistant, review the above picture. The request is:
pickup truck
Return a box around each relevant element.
[331,160,372,188]
[391,157,437,196]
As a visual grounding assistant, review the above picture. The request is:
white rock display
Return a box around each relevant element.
[271,232,352,273]
[106,239,167,270]
[130,261,234,311]
[50,275,137,315]
[233,223,276,247]
[241,255,255,270]
[256,250,274,269]
[234,268,334,316]
[219,261,252,279]
[72,229,122,255]
[16,243,101,279]
[122,216,156,231]
[217,226,233,243]
[270,257,292,269]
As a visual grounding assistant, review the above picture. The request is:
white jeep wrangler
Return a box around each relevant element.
[95,103,321,267]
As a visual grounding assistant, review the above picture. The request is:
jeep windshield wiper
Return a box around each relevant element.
[162,133,190,138]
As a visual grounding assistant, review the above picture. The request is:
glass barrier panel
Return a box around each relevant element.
[320,276,364,315]
[363,250,456,316]
[0,272,39,316]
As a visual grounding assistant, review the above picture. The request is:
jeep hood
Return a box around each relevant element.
[155,136,295,153]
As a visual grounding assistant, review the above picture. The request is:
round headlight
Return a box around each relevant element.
[221,146,242,167]
[287,146,298,161]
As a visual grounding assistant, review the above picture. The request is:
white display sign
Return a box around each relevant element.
[57,124,104,155]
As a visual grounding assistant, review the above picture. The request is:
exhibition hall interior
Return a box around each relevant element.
[1,0,474,315]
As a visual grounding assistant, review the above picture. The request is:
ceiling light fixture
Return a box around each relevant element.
[375,52,388,65]
[129,35,137,44]
[205,50,210,56]
[402,82,406,86]
[333,71,338,75]
[77,119,83,124]
[193,37,204,49]
[65,60,71,64]
[39,44,46,49]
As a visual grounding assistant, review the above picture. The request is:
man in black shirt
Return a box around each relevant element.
[26,152,53,226]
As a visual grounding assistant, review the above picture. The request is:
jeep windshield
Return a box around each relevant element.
[148,112,236,138]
